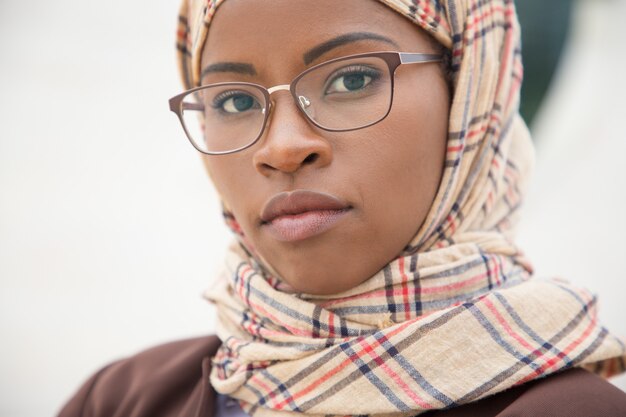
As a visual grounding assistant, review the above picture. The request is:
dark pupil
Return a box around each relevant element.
[343,74,365,91]
[233,95,254,111]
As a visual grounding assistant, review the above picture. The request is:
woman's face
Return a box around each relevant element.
[201,0,450,295]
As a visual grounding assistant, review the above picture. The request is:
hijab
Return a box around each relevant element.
[175,1,626,415]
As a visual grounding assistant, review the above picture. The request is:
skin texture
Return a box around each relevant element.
[200,0,450,295]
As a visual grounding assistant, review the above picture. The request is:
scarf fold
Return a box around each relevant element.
[175,0,626,415]
[205,243,625,416]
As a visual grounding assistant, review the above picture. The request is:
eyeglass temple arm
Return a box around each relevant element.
[399,52,443,64]
[168,96,205,113]
[183,102,204,111]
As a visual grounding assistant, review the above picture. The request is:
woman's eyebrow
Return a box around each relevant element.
[200,32,398,79]
[303,32,400,65]
[201,62,257,79]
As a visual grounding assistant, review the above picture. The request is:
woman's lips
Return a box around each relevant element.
[260,190,351,242]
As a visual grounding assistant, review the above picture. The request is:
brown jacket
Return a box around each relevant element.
[57,335,626,417]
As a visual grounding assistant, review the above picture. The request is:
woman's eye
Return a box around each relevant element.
[214,93,259,114]
[325,70,376,94]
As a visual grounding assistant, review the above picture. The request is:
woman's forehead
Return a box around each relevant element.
[201,0,437,67]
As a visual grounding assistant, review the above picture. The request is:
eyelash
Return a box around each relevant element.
[324,65,382,93]
[211,90,251,110]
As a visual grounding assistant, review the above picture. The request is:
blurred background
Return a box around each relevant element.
[1,0,625,415]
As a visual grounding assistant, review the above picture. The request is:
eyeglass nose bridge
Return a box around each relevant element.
[265,84,312,116]
[267,84,290,94]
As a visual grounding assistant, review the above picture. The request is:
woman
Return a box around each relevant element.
[58,0,626,416]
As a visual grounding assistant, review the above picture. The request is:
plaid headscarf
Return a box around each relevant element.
[176,1,626,415]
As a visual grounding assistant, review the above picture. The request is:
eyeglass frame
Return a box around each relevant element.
[168,51,443,155]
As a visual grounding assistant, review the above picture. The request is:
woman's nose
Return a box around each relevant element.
[253,93,333,177]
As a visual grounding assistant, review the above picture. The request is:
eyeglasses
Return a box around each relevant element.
[168,51,442,155]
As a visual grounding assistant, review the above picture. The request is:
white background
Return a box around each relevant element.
[1,0,625,416]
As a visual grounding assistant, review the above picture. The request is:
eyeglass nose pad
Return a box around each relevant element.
[298,95,311,109]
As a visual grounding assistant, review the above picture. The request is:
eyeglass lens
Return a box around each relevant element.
[180,56,392,154]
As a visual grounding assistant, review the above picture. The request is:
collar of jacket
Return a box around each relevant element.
[57,335,626,417]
